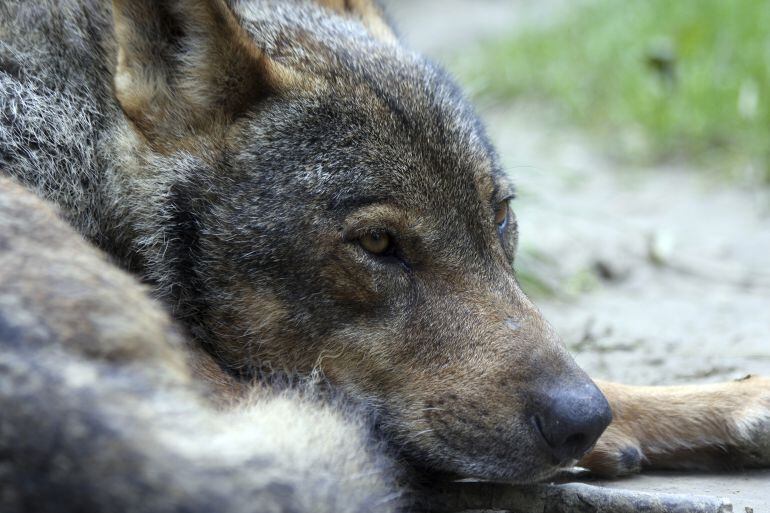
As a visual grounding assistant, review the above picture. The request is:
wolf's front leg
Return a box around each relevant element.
[579,377,770,476]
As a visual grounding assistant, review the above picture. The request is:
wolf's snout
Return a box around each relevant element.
[534,383,612,463]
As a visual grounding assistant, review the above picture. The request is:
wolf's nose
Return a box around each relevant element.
[535,382,612,463]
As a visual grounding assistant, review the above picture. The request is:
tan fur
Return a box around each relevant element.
[312,0,397,43]
[581,377,770,475]
[189,345,248,402]
[113,0,297,144]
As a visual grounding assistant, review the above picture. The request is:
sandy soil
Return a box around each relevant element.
[487,107,770,386]
[385,0,770,509]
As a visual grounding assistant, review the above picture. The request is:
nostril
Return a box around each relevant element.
[565,432,586,447]
[563,432,589,453]
[534,414,548,444]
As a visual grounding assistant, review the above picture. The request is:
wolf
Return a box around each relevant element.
[1,0,769,511]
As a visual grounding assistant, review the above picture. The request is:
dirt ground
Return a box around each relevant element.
[486,107,770,387]
[386,0,770,509]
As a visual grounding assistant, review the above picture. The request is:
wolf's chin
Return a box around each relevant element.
[413,449,560,484]
[469,463,561,484]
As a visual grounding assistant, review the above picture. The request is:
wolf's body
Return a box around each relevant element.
[0,178,401,513]
[1,1,769,511]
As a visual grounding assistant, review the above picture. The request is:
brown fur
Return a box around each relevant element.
[583,378,770,476]
[113,0,299,145]
[311,0,397,42]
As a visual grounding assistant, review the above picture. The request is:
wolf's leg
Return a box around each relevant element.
[0,178,401,513]
[579,378,770,476]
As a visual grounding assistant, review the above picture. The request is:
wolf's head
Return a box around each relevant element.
[112,0,611,482]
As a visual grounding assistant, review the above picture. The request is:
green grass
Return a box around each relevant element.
[453,0,770,180]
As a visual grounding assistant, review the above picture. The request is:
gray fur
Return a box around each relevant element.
[0,177,403,513]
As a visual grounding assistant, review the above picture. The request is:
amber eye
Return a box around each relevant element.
[494,200,509,227]
[359,231,391,255]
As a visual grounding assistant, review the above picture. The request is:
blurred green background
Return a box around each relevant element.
[451,0,770,182]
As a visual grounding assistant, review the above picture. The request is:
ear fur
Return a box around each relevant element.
[112,0,285,141]
[310,0,398,44]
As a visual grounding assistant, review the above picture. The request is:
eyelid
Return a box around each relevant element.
[342,204,408,239]
[342,224,392,243]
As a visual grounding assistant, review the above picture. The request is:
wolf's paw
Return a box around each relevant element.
[731,375,770,466]
[578,427,642,478]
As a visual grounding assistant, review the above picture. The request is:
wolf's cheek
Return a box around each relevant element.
[318,247,414,308]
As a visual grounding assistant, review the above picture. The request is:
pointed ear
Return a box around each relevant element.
[311,0,398,44]
[112,0,288,140]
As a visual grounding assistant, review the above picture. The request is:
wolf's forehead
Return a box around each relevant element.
[239,0,481,135]
[346,58,500,184]
[330,151,506,218]
[334,76,504,210]
[237,0,505,204]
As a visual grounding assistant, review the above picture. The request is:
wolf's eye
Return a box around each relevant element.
[494,200,509,228]
[359,231,391,255]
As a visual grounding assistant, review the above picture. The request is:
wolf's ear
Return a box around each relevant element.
[112,0,290,141]
[311,0,397,44]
